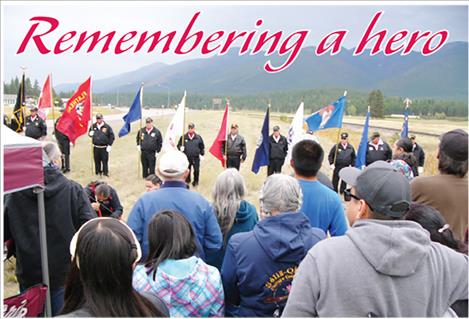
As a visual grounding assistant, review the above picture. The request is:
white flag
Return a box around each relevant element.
[163,91,186,151]
[284,101,305,165]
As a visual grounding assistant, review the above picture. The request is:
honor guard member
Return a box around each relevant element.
[268,125,288,176]
[222,124,247,171]
[85,181,123,219]
[89,113,115,177]
[54,109,71,173]
[328,132,356,194]
[25,106,47,140]
[366,131,392,165]
[137,117,163,178]
[177,122,205,187]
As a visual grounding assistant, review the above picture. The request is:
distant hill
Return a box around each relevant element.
[56,42,468,100]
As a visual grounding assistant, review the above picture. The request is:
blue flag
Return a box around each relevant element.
[118,87,142,138]
[355,109,370,169]
[306,95,346,132]
[251,107,270,174]
[400,106,409,138]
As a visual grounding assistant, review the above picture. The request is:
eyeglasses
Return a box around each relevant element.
[343,189,361,202]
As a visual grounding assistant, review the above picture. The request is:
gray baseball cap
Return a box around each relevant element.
[339,161,411,218]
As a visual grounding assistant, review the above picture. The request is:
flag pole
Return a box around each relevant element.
[20,67,27,133]
[332,90,347,167]
[138,83,144,178]
[50,74,55,126]
[182,91,186,148]
[90,76,94,175]
[225,98,230,169]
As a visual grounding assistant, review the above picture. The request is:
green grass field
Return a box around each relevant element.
[3,109,466,298]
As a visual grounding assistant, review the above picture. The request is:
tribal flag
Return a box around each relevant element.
[10,73,25,133]
[284,101,305,165]
[56,77,92,144]
[209,101,229,167]
[251,106,270,174]
[305,95,346,132]
[163,91,186,151]
[37,74,53,120]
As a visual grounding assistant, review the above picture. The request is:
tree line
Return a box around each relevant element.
[4,78,467,118]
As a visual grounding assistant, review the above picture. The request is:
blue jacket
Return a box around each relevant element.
[127,181,223,260]
[221,212,325,317]
[206,200,259,270]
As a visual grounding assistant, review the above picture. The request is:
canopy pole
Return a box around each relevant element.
[34,187,51,317]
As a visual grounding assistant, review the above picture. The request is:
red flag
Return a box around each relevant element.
[56,77,92,144]
[37,74,52,120]
[209,102,229,167]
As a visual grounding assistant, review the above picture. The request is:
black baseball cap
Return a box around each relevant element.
[145,117,153,123]
[96,113,103,119]
[371,132,380,139]
[30,106,38,111]
[439,129,468,161]
[339,161,411,218]
[188,122,195,129]
[341,132,348,139]
[273,125,280,131]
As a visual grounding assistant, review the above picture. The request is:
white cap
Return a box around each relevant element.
[158,150,189,177]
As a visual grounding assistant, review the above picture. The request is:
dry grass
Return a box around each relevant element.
[3,109,456,297]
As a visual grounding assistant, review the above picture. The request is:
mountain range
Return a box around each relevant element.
[56,41,468,100]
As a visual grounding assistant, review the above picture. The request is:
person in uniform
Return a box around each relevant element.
[410,134,426,175]
[177,122,205,187]
[365,131,392,165]
[89,113,114,177]
[25,106,47,140]
[222,124,247,171]
[328,132,356,194]
[268,125,288,176]
[137,117,163,178]
[84,181,123,219]
[54,109,71,173]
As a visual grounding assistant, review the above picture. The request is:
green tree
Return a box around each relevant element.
[368,89,385,118]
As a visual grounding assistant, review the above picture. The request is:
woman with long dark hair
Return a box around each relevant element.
[133,210,224,317]
[392,137,419,178]
[60,218,168,317]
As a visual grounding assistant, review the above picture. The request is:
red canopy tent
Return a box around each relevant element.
[3,124,52,317]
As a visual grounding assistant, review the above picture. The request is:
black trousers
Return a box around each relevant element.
[93,147,109,175]
[185,156,201,185]
[227,157,241,170]
[141,150,156,178]
[58,139,70,171]
[268,158,284,176]
[332,167,347,194]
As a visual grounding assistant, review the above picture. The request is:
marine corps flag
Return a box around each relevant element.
[10,73,25,132]
[56,77,92,144]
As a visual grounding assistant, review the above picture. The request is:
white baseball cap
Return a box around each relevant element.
[158,150,189,177]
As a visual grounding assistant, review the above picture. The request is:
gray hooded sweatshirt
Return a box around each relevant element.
[282,219,468,317]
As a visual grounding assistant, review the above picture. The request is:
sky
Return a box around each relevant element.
[2,2,468,86]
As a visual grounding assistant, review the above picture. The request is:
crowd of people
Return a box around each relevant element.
[3,121,468,317]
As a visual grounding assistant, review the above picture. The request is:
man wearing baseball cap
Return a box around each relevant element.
[366,131,392,165]
[328,132,356,194]
[136,117,163,178]
[284,161,468,317]
[177,122,205,187]
[127,150,222,261]
[88,113,115,177]
[411,129,468,240]
[25,106,47,140]
[267,125,288,176]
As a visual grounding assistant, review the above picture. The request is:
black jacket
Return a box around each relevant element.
[328,143,356,168]
[137,127,163,153]
[4,166,96,289]
[25,115,47,139]
[222,135,247,160]
[89,122,115,146]
[269,135,288,160]
[365,140,392,165]
[412,143,425,167]
[177,132,205,158]
[84,182,123,219]
[54,117,70,144]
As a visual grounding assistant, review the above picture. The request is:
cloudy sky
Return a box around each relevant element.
[2,2,467,86]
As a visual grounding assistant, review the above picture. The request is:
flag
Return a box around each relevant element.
[37,74,53,120]
[10,74,25,132]
[55,77,92,144]
[163,91,186,151]
[118,86,142,137]
[251,107,270,174]
[284,101,305,165]
[355,107,370,169]
[306,95,346,132]
[400,98,411,138]
[209,102,229,167]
